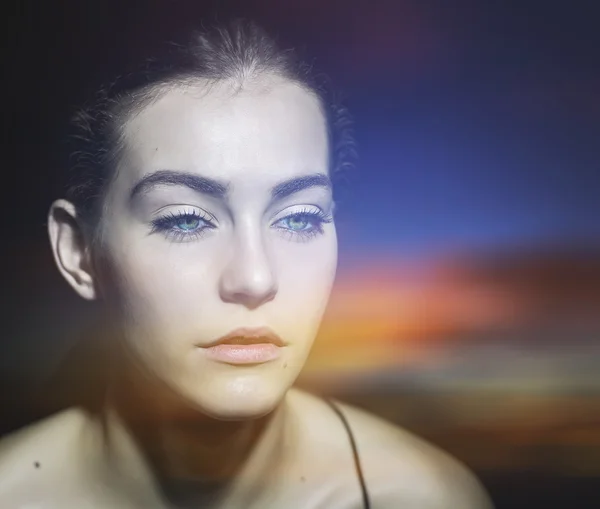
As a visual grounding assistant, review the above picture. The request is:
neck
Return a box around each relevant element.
[94,358,290,508]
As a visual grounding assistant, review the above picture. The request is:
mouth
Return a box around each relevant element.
[199,327,286,365]
[203,326,286,348]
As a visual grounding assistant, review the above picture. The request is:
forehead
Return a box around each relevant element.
[119,78,329,187]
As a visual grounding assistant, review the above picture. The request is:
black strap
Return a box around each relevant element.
[325,399,371,509]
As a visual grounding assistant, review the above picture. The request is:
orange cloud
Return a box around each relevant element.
[304,249,600,377]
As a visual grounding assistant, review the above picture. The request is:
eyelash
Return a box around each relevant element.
[150,208,333,243]
[150,209,216,243]
[272,208,333,243]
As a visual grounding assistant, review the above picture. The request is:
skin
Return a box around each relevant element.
[0,75,493,508]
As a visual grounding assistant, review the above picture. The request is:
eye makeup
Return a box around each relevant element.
[271,206,333,243]
[149,207,217,243]
[149,204,333,244]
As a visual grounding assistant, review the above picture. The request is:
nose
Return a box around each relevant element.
[219,230,278,310]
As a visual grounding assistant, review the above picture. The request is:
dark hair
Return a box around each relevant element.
[66,19,355,239]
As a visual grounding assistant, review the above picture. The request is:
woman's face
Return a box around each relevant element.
[97,77,337,419]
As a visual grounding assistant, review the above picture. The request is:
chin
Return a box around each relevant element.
[200,396,281,421]
[179,373,290,421]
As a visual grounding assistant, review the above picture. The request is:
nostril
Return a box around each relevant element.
[228,282,277,310]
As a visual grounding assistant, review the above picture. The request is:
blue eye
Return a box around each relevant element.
[273,209,333,242]
[283,215,311,231]
[150,210,215,242]
[176,216,201,231]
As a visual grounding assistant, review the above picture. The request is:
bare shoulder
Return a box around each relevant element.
[333,398,493,509]
[0,408,88,501]
[289,389,493,509]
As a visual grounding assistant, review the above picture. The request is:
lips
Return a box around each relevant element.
[203,326,286,348]
[199,327,286,365]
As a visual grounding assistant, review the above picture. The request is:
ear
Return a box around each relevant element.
[47,199,98,301]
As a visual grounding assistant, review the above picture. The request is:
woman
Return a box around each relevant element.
[0,20,492,508]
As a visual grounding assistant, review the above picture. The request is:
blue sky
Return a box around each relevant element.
[326,3,600,259]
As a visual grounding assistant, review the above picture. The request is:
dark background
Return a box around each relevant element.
[2,1,600,508]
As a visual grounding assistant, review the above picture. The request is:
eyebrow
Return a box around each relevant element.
[270,173,331,200]
[129,170,331,202]
[129,170,229,201]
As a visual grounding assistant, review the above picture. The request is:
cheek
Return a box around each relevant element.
[105,240,217,334]
[275,235,338,325]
